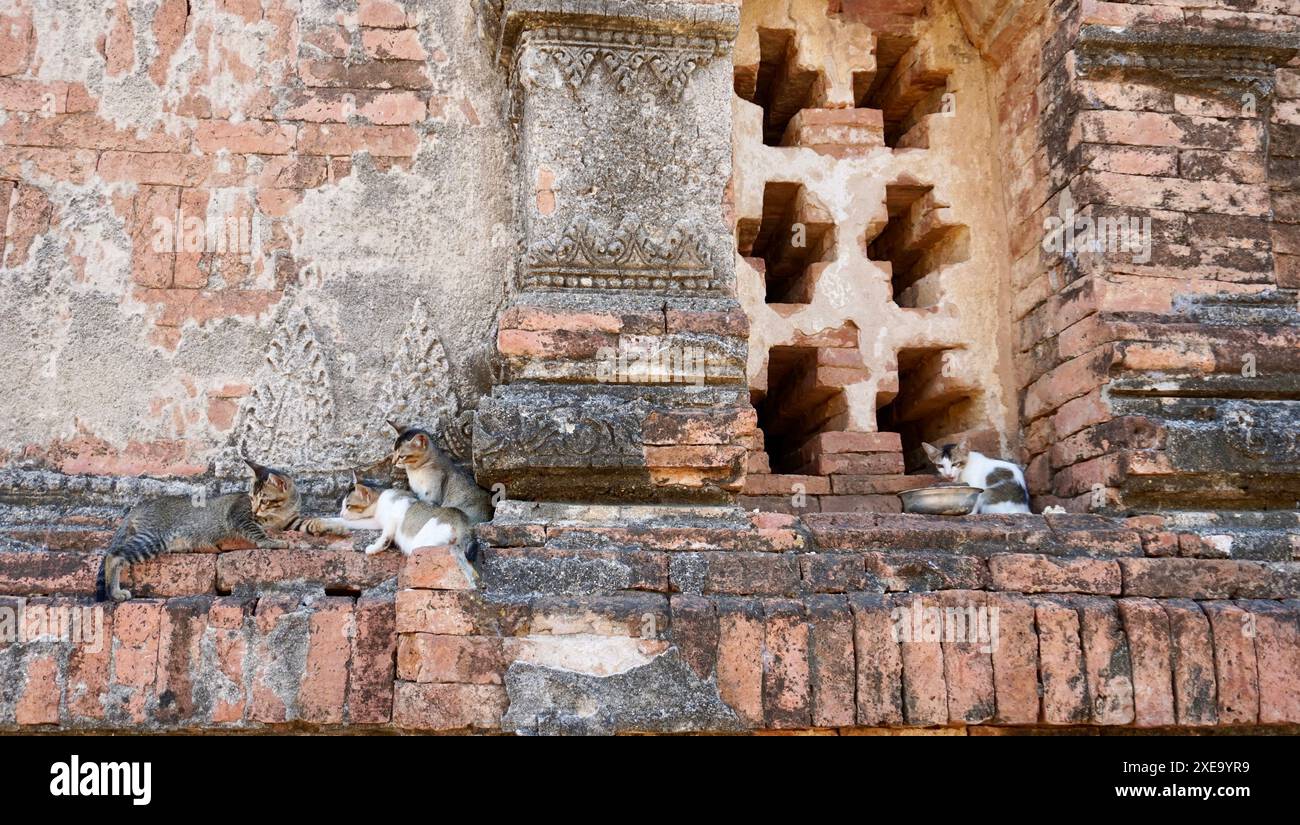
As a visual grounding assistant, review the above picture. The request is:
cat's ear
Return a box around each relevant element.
[388,420,406,436]
[412,433,429,450]
[244,457,270,483]
[949,442,970,463]
[268,472,288,492]
[921,442,943,465]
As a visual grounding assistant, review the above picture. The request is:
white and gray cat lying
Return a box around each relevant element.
[922,442,1031,514]
[338,478,471,556]
[338,478,478,584]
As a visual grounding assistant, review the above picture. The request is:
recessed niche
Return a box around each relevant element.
[755,338,867,474]
[735,28,826,146]
[876,345,979,472]
[857,38,950,148]
[738,181,837,304]
[866,182,968,308]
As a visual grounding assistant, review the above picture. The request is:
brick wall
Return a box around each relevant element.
[4,502,1297,733]
[986,0,1300,512]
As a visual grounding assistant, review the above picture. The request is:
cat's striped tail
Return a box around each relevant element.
[95,555,109,602]
[96,514,131,602]
[95,532,167,602]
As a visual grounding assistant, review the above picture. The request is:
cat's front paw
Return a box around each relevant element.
[363,541,387,556]
[111,588,132,603]
[261,539,289,549]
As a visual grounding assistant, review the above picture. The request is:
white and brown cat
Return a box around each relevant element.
[338,476,472,557]
[922,441,1031,514]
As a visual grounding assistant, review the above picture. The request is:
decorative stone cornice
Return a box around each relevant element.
[1075,25,1300,86]
[521,25,728,97]
[522,217,718,293]
[497,0,737,96]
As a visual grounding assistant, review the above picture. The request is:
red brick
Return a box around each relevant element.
[938,591,996,724]
[208,597,251,724]
[864,551,990,592]
[195,120,296,154]
[1163,600,1218,727]
[808,452,905,475]
[716,598,764,726]
[126,554,217,597]
[699,552,800,597]
[1117,598,1176,727]
[0,550,101,596]
[1201,601,1259,725]
[299,598,355,724]
[357,0,407,27]
[111,600,164,723]
[0,111,190,153]
[989,554,1121,595]
[849,593,904,726]
[393,682,506,731]
[399,545,475,590]
[893,594,947,726]
[988,594,1040,724]
[248,594,301,723]
[670,595,718,681]
[65,601,113,722]
[154,596,210,725]
[742,474,830,495]
[1034,598,1090,724]
[800,553,872,593]
[1077,597,1134,725]
[1072,110,1264,153]
[1119,557,1268,599]
[4,183,52,268]
[762,599,811,729]
[349,594,396,724]
[829,474,935,495]
[803,430,901,455]
[395,588,492,635]
[665,308,748,336]
[806,595,855,728]
[297,122,420,156]
[397,633,503,685]
[818,494,903,513]
[298,59,430,91]
[1251,601,1300,724]
[0,11,33,76]
[15,652,60,725]
[361,28,426,61]
[217,547,400,593]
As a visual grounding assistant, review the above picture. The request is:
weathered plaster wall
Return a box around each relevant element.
[0,0,512,478]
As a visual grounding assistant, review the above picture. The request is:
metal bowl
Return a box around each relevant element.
[897,485,982,515]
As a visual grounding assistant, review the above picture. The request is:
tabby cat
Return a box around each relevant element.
[338,478,472,558]
[97,493,285,602]
[246,458,355,536]
[922,441,1032,515]
[389,421,492,523]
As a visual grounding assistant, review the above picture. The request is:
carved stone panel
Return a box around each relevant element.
[503,0,739,297]
[476,1,753,504]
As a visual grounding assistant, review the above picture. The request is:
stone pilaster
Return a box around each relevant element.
[473,0,755,504]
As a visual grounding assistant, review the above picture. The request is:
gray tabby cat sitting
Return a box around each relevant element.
[388,421,493,559]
